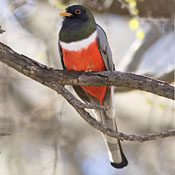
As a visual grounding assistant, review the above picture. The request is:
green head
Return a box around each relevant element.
[59,5,97,43]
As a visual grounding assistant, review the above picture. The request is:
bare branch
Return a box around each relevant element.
[54,85,108,111]
[53,85,175,142]
[115,70,174,93]
[0,42,174,100]
[76,107,175,142]
[0,42,174,142]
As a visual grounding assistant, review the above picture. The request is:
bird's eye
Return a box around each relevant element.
[75,9,81,14]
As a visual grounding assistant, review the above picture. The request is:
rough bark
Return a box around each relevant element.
[0,42,174,141]
[0,42,174,100]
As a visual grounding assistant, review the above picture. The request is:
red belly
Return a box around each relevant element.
[61,40,106,104]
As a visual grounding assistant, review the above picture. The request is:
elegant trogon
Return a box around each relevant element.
[58,4,128,168]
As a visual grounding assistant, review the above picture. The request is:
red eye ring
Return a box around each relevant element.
[75,9,81,14]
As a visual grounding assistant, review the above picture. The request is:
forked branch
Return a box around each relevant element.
[0,42,174,141]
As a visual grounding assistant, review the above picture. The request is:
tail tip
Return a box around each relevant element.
[110,160,128,169]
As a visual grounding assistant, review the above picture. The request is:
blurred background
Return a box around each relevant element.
[0,0,174,175]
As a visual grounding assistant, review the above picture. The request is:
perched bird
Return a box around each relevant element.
[58,4,128,168]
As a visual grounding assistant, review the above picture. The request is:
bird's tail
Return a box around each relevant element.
[95,87,128,168]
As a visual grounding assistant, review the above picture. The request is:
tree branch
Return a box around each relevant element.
[0,42,174,100]
[55,86,175,142]
[115,70,174,93]
[0,42,174,141]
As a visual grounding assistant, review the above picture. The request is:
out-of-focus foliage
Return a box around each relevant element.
[0,0,174,175]
[129,17,145,39]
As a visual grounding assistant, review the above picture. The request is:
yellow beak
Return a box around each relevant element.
[59,10,72,17]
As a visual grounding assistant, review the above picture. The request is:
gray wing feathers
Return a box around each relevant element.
[96,25,115,71]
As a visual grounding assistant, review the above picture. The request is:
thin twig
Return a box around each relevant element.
[55,85,108,110]
[53,84,175,142]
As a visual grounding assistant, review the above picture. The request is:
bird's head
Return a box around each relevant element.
[59,5,96,43]
[59,5,95,23]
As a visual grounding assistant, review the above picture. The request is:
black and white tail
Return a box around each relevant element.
[95,87,128,168]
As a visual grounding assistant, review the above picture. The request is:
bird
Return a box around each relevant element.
[58,4,128,169]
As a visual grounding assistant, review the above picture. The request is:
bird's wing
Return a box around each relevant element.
[58,42,66,70]
[96,24,115,71]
